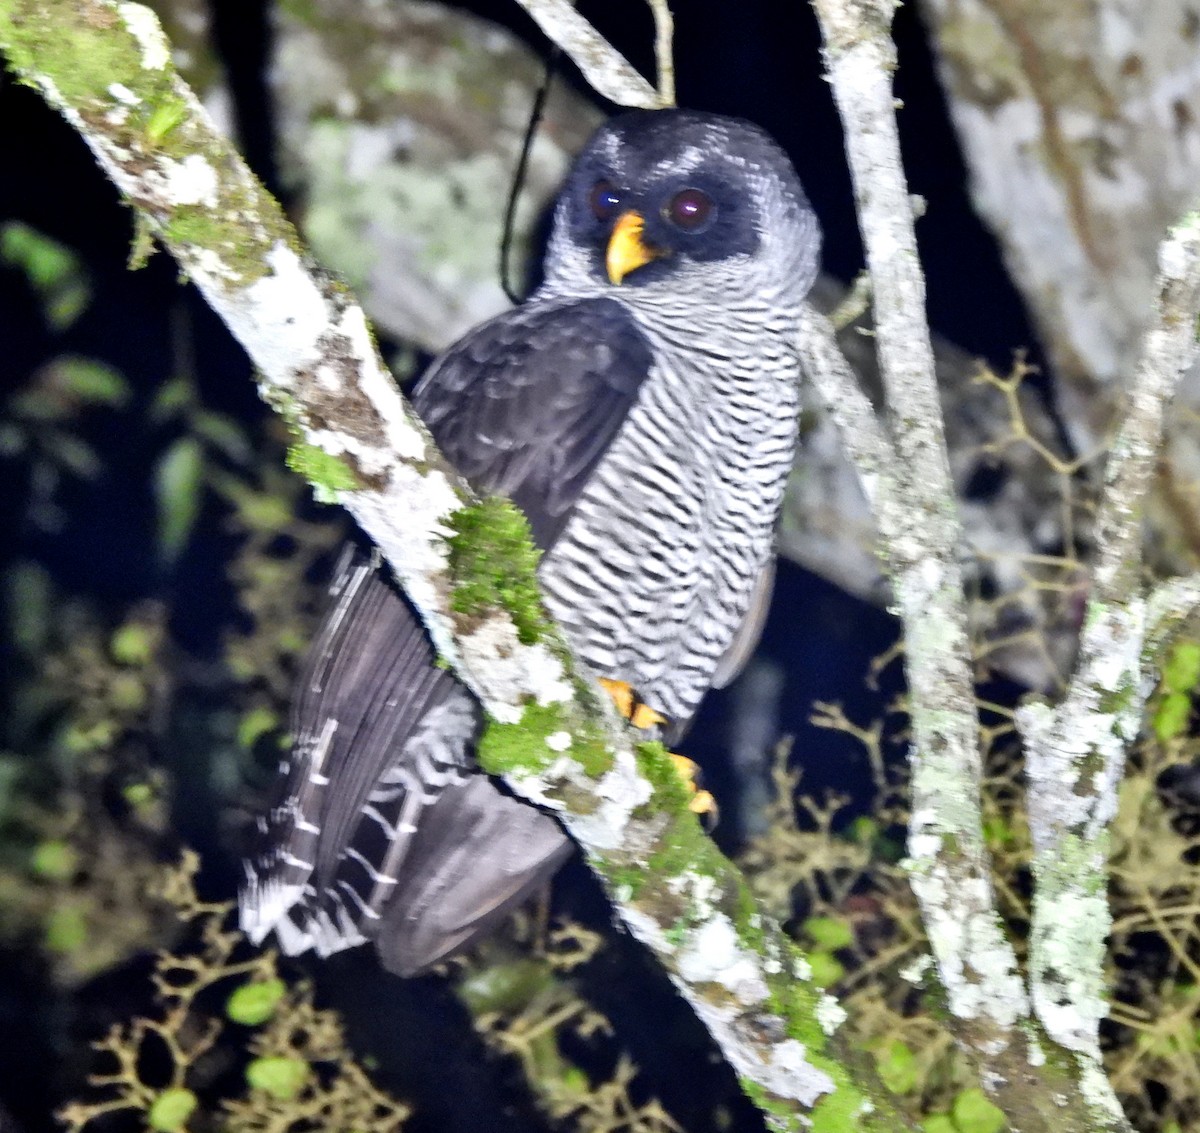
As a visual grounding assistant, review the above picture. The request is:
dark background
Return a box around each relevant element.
[0,2,1041,1130]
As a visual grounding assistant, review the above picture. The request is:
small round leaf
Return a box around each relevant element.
[246,1056,309,1099]
[226,978,287,1025]
[147,1087,197,1131]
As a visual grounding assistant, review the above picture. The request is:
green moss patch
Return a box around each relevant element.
[285,442,359,502]
[446,497,547,644]
[477,701,613,783]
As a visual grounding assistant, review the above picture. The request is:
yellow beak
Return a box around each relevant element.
[606,210,661,285]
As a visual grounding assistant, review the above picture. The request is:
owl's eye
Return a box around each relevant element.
[589,180,622,220]
[666,188,715,231]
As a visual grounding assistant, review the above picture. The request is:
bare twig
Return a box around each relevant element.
[511,0,664,108]
[646,0,675,107]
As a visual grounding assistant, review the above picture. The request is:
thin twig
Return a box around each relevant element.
[511,0,663,108]
[646,0,675,107]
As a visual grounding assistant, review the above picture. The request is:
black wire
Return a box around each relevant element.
[499,46,561,305]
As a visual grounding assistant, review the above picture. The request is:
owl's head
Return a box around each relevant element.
[545,109,820,309]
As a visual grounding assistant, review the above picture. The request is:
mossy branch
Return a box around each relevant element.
[0,1,902,1125]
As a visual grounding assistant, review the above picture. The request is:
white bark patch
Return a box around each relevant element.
[909,865,1027,1028]
[621,906,835,1107]
[118,3,171,70]
[1030,885,1109,1052]
[162,153,219,207]
[560,746,651,850]
[337,304,424,463]
[677,915,768,1002]
[457,618,571,723]
[690,997,834,1108]
[816,994,847,1036]
[224,242,329,370]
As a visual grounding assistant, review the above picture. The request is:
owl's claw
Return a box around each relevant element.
[599,677,667,731]
[599,679,718,829]
[671,754,719,830]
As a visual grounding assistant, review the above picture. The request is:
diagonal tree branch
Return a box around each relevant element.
[0,1,902,1127]
[511,0,665,108]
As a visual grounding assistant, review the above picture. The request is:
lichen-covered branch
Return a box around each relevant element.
[811,0,1025,1060]
[1019,214,1200,1063]
[0,1,896,1126]
[510,0,664,108]
[809,0,1136,1128]
[645,0,675,107]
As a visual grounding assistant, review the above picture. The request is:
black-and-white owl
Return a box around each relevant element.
[242,109,821,975]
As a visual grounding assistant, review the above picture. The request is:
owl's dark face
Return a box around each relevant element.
[546,109,818,299]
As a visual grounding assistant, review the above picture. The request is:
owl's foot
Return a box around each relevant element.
[598,679,718,827]
[671,754,719,829]
[598,677,666,731]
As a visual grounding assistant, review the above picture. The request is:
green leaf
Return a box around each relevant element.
[48,434,102,479]
[55,357,131,407]
[192,410,253,464]
[238,707,280,750]
[150,376,195,422]
[0,221,91,328]
[147,1087,197,1131]
[982,815,1014,849]
[45,905,88,953]
[848,816,877,844]
[111,622,154,666]
[923,1117,956,1133]
[30,840,77,881]
[951,1087,1006,1133]
[154,437,204,562]
[246,1056,309,1099]
[802,916,854,951]
[6,561,52,654]
[1164,640,1200,694]
[1,221,75,290]
[226,978,287,1025]
[1154,691,1192,741]
[806,952,844,988]
[123,782,155,810]
[110,672,147,712]
[873,1040,918,1096]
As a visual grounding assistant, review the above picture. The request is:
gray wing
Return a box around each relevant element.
[415,296,652,545]
[241,298,652,973]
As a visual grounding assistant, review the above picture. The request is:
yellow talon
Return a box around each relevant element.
[671,755,719,829]
[630,702,667,730]
[599,682,716,827]
[599,678,666,730]
[689,790,718,825]
[670,753,700,783]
